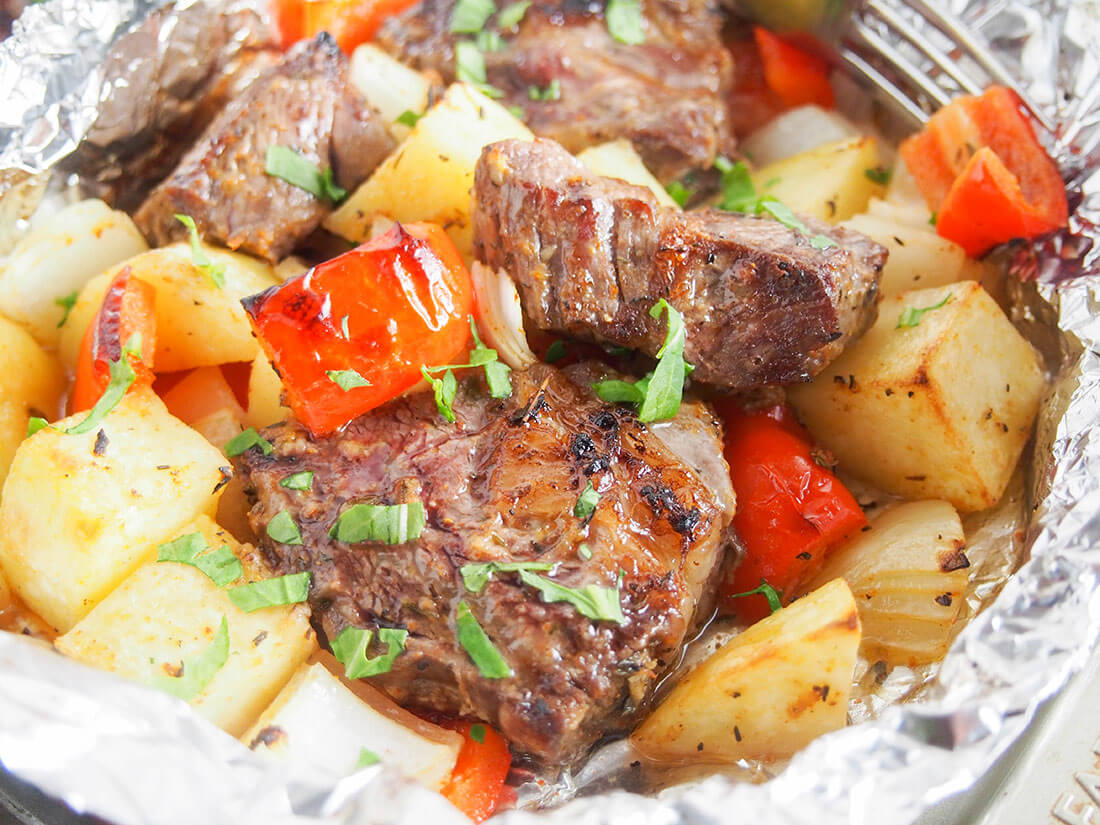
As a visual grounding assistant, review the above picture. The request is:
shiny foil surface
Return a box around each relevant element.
[1,1,1098,823]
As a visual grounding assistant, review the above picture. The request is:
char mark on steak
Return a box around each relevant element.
[473,138,887,392]
[375,0,735,182]
[134,34,394,263]
[233,364,734,765]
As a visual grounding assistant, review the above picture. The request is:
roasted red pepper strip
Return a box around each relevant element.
[71,267,157,413]
[243,222,473,436]
[752,27,835,110]
[900,85,1068,257]
[273,0,420,52]
[439,721,512,823]
[716,404,866,624]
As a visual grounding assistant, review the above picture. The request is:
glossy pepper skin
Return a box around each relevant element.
[752,27,835,110]
[900,85,1068,257]
[272,0,419,52]
[242,221,473,436]
[439,720,513,823]
[71,266,157,413]
[716,403,867,624]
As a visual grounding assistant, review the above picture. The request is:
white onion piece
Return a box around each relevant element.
[470,261,536,370]
[741,105,859,167]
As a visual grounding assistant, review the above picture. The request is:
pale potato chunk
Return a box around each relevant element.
[59,244,279,373]
[245,352,291,430]
[843,212,973,297]
[244,655,462,789]
[325,82,533,259]
[0,388,228,632]
[577,140,678,208]
[805,501,969,666]
[632,579,860,762]
[753,137,885,223]
[56,514,316,736]
[0,199,148,347]
[348,44,433,142]
[0,315,65,486]
[788,281,1045,512]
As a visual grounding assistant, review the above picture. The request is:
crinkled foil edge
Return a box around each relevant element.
[1,1,1099,824]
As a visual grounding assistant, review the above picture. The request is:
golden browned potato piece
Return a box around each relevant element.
[0,387,228,632]
[0,314,65,487]
[752,137,886,223]
[58,243,278,374]
[325,82,533,260]
[788,281,1045,512]
[632,578,860,762]
[56,514,316,737]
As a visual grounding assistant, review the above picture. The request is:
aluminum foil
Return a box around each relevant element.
[1,1,1099,823]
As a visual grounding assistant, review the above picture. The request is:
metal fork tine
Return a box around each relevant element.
[850,19,952,110]
[863,0,984,97]
[902,0,1057,134]
[839,47,929,125]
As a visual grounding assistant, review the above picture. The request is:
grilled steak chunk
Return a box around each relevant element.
[473,138,887,391]
[134,34,394,263]
[234,364,734,764]
[375,0,735,182]
[65,1,280,211]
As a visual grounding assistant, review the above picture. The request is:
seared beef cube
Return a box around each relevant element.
[473,138,887,391]
[135,34,394,263]
[375,0,735,182]
[233,364,734,765]
[66,1,281,211]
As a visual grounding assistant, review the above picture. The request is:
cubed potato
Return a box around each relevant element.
[56,514,316,736]
[58,244,279,374]
[788,281,1045,512]
[868,193,933,229]
[0,388,228,632]
[804,501,969,666]
[0,315,65,486]
[325,82,533,259]
[753,137,885,223]
[245,352,290,430]
[577,140,678,208]
[0,199,148,347]
[244,654,462,789]
[843,213,973,297]
[348,44,433,142]
[632,578,860,762]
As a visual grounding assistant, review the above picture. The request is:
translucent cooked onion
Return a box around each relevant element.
[741,105,859,167]
[470,261,536,370]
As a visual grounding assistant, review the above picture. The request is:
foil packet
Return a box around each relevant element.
[1,1,1099,823]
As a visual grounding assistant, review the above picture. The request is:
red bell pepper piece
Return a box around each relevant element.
[439,721,512,823]
[716,404,866,624]
[71,267,157,413]
[243,222,474,436]
[900,85,1068,257]
[752,27,835,110]
[273,0,420,52]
